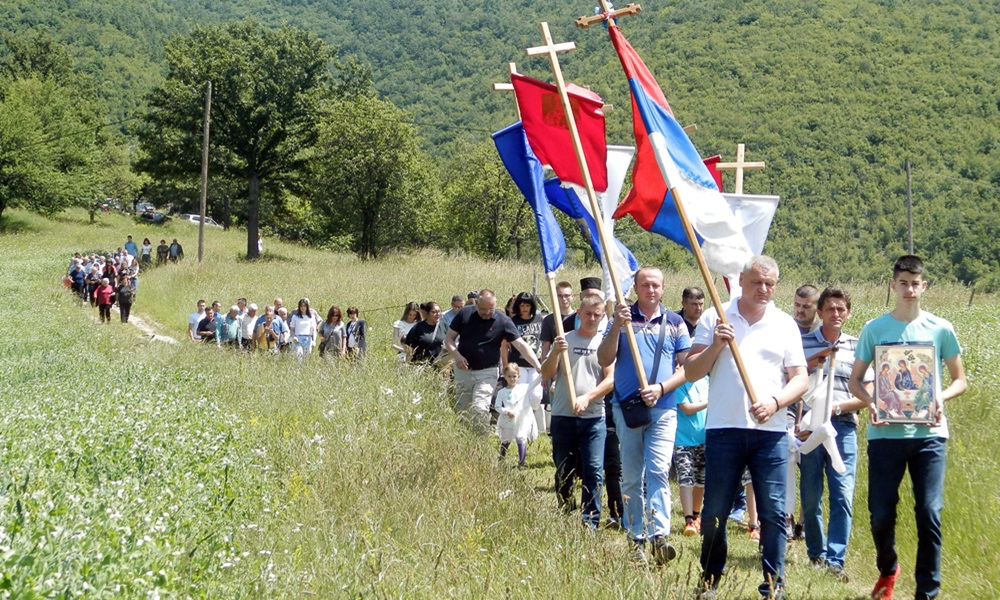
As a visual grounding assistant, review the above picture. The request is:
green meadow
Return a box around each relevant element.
[1,208,998,598]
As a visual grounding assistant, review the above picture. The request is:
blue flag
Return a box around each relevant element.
[492,122,566,274]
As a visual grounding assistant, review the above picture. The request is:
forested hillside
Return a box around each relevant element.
[2,0,998,284]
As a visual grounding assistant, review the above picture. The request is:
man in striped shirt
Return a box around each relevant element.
[798,287,873,583]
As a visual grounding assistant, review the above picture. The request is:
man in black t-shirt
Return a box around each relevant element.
[445,289,542,435]
[197,308,219,343]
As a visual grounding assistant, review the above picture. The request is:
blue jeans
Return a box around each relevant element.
[868,437,946,599]
[701,428,788,596]
[612,404,676,541]
[799,420,858,567]
[550,415,607,527]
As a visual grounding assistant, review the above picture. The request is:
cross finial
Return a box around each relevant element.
[576,2,643,28]
[492,62,521,119]
[526,23,577,64]
[715,143,766,194]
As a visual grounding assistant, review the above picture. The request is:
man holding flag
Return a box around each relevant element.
[685,256,808,599]
[597,266,691,566]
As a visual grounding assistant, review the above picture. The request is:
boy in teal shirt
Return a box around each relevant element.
[849,255,967,600]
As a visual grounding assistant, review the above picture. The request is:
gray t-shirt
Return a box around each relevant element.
[550,330,607,419]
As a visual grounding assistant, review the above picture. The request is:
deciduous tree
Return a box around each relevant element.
[138,19,340,259]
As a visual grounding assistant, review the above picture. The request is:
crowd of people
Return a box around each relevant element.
[66,243,966,600]
[65,236,186,324]
[185,297,368,361]
[437,255,965,600]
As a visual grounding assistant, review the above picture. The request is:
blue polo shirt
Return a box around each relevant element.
[611,304,691,410]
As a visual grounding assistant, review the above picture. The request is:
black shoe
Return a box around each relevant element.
[629,540,648,565]
[793,522,805,540]
[826,563,849,583]
[761,586,785,600]
[696,573,721,599]
[650,536,676,566]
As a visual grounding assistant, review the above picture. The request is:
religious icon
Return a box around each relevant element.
[873,343,938,425]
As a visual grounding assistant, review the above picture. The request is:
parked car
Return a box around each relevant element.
[179,213,222,228]
[137,210,170,224]
[135,202,157,213]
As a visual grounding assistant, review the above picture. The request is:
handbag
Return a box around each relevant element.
[617,316,668,429]
[619,390,651,428]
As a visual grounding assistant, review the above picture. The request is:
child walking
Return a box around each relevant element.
[495,363,536,468]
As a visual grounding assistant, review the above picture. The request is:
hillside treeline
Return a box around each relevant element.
[1,0,998,286]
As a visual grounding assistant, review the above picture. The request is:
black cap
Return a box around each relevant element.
[467,291,479,300]
[580,277,602,292]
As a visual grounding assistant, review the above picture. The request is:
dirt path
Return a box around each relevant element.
[120,308,180,344]
[82,299,180,344]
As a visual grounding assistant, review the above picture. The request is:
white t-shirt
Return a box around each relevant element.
[240,314,258,341]
[189,311,204,340]
[693,301,806,433]
[290,313,316,337]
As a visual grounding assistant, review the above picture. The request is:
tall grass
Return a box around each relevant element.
[1,207,997,598]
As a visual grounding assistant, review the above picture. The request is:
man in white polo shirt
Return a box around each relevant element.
[685,256,809,600]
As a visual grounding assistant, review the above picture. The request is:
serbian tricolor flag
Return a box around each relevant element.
[493,122,567,274]
[609,26,752,279]
[511,73,608,192]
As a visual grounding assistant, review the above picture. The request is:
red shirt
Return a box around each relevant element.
[95,284,114,305]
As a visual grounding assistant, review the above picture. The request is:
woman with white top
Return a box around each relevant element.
[289,298,317,361]
[392,301,420,361]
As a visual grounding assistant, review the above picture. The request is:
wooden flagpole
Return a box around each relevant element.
[493,62,578,408]
[526,22,648,389]
[575,11,760,407]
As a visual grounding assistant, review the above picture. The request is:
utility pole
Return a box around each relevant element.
[906,160,913,255]
[198,81,212,263]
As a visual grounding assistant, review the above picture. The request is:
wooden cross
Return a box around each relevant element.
[492,62,521,120]
[715,143,766,194]
[576,2,642,28]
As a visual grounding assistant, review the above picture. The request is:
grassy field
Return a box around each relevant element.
[1,208,998,598]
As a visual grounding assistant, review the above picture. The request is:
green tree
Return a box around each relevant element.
[0,77,103,226]
[309,95,440,259]
[138,19,339,259]
[0,31,73,84]
[442,140,532,260]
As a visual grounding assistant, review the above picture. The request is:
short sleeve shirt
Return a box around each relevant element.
[855,311,961,440]
[509,314,543,368]
[611,304,692,410]
[405,320,447,363]
[550,330,607,419]
[541,311,574,344]
[800,328,874,425]
[450,305,521,371]
[693,301,807,433]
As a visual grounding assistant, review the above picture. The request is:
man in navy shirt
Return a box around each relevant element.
[446,289,541,435]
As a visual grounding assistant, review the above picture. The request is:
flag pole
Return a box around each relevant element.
[545,272,579,408]
[662,184,760,406]
[527,22,648,389]
[580,13,759,407]
[494,64,578,407]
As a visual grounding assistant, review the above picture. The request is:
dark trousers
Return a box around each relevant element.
[120,303,131,323]
[701,428,788,596]
[868,437,946,599]
[98,304,112,322]
[604,420,624,522]
[551,415,606,527]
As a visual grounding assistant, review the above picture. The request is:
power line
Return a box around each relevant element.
[8,101,498,153]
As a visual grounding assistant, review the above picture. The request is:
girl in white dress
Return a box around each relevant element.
[494,364,537,468]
